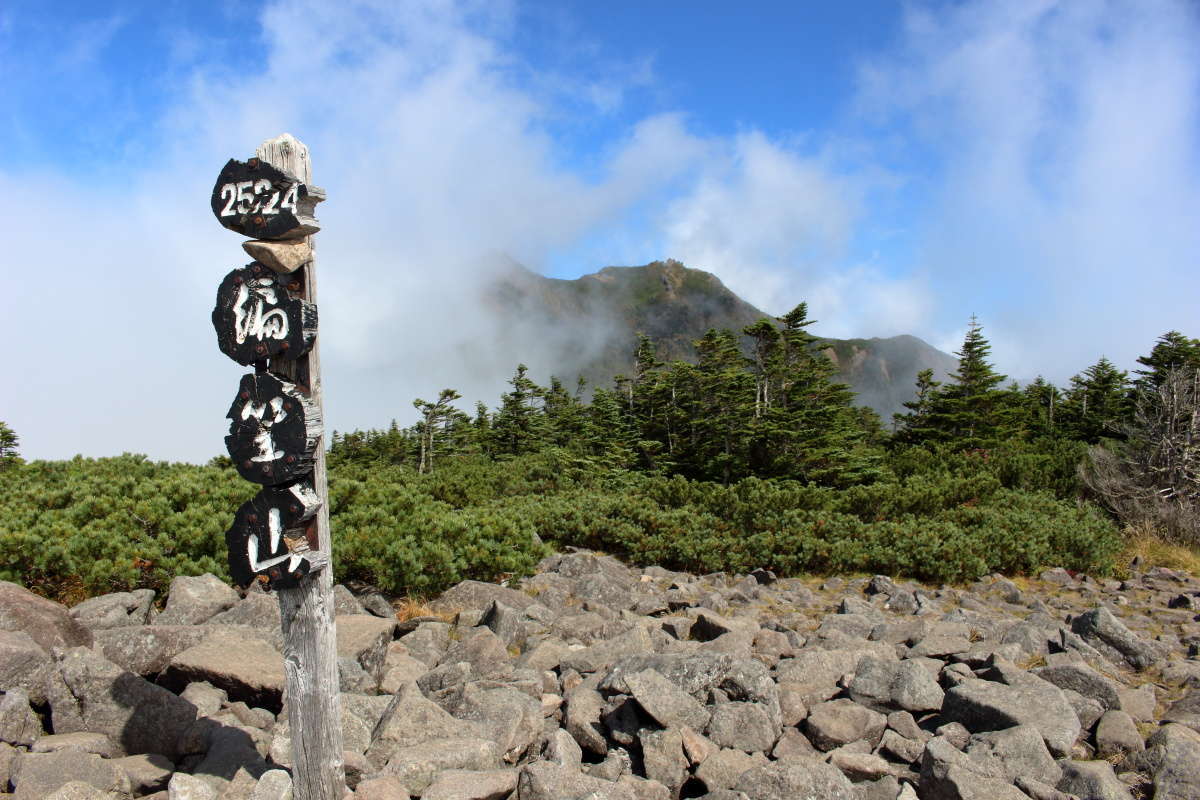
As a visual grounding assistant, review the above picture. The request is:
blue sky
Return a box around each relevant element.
[2,0,1199,461]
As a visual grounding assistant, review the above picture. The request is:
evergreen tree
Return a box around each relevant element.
[1134,331,1200,390]
[1060,357,1129,443]
[0,422,20,469]
[491,364,548,457]
[1020,376,1061,438]
[411,389,462,473]
[893,369,943,443]
[925,316,1020,448]
[691,328,754,483]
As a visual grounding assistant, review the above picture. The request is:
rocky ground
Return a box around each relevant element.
[0,550,1198,800]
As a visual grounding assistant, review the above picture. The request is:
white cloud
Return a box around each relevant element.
[858,0,1200,381]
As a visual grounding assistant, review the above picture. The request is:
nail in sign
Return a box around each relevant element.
[225,372,322,486]
[212,263,317,365]
[226,482,321,589]
[211,157,322,240]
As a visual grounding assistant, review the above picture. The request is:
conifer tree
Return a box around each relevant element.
[0,422,20,469]
[491,364,548,456]
[1061,357,1129,443]
[893,369,943,443]
[1134,331,1200,390]
[412,389,462,473]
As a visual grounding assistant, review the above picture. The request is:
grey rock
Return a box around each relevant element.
[778,683,808,726]
[367,681,483,767]
[1162,688,1200,733]
[964,725,1061,785]
[805,699,887,752]
[250,769,293,800]
[706,702,778,753]
[1063,688,1106,733]
[443,683,542,762]
[0,629,54,703]
[69,590,155,630]
[41,781,123,800]
[1142,723,1200,800]
[517,761,636,800]
[935,722,972,750]
[545,727,582,769]
[0,580,93,651]
[94,625,211,677]
[1056,760,1132,800]
[207,593,280,630]
[694,748,767,792]
[1116,685,1156,722]
[770,727,818,760]
[168,773,218,800]
[561,625,653,674]
[877,729,924,764]
[162,628,284,708]
[564,684,608,755]
[626,668,711,730]
[431,580,535,614]
[480,601,528,648]
[828,750,898,782]
[338,655,376,694]
[1014,776,1078,800]
[11,750,130,800]
[0,688,41,746]
[180,681,227,717]
[47,646,197,759]
[1070,607,1166,671]
[353,775,411,800]
[112,753,174,795]
[603,652,734,700]
[439,627,513,677]
[776,647,896,706]
[1033,663,1122,711]
[336,614,397,681]
[383,737,500,795]
[398,622,451,668]
[155,574,238,626]
[942,675,1081,757]
[358,592,396,619]
[638,728,687,795]
[918,736,1030,800]
[887,711,925,742]
[332,584,367,615]
[421,768,519,800]
[733,759,856,800]
[1094,710,1144,759]
[32,731,118,757]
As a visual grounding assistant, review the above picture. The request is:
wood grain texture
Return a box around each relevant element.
[256,133,346,800]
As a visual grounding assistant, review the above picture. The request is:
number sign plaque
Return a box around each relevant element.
[211,157,323,240]
[225,372,322,486]
[226,482,321,589]
[212,263,317,365]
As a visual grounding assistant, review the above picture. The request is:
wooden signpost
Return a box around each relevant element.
[210,134,345,800]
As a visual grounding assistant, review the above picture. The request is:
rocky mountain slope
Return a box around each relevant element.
[0,552,1197,799]
[482,259,958,422]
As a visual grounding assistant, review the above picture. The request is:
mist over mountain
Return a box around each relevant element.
[481,258,958,422]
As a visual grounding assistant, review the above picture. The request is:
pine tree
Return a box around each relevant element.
[1134,331,1200,390]
[491,364,548,457]
[411,389,462,473]
[929,316,1019,448]
[893,368,943,443]
[0,422,20,469]
[1020,376,1061,438]
[1061,357,1129,443]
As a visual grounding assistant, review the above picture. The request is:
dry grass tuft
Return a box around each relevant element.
[1115,522,1200,578]
[393,595,455,624]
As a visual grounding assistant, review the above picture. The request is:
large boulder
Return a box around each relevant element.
[10,750,130,800]
[93,625,210,677]
[804,699,887,752]
[1142,724,1200,800]
[155,574,238,626]
[161,628,285,708]
[942,675,1081,757]
[46,646,197,759]
[1070,607,1166,671]
[1056,760,1133,800]
[0,689,41,746]
[919,736,1029,800]
[0,630,55,703]
[963,725,1061,786]
[366,681,484,768]
[430,581,535,614]
[0,581,92,651]
[383,738,501,796]
[421,768,520,800]
[336,615,397,682]
[625,668,711,730]
[775,646,896,706]
[69,590,155,630]
[733,759,856,800]
[516,761,636,800]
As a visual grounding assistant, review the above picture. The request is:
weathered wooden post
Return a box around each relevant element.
[210,133,345,800]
